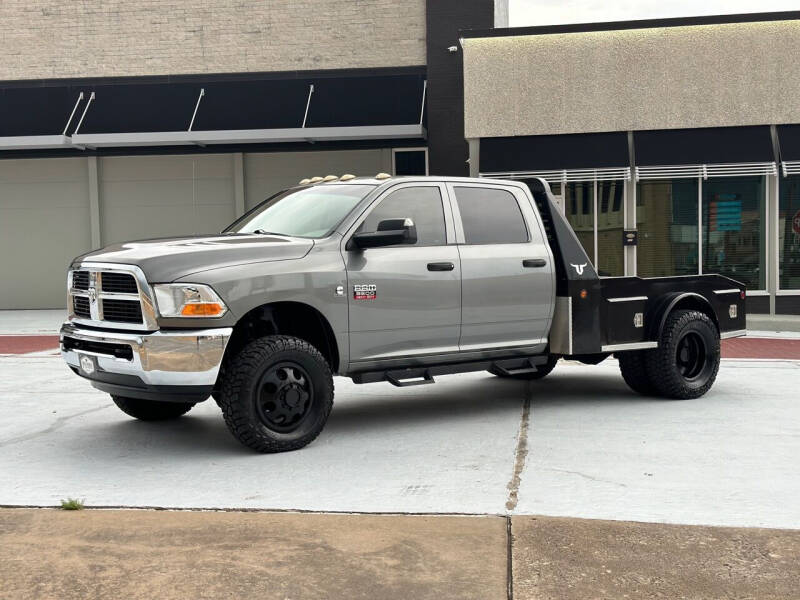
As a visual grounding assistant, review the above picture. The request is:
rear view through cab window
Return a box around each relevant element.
[454,187,529,244]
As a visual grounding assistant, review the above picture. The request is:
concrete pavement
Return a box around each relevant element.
[2,508,798,600]
[2,355,799,528]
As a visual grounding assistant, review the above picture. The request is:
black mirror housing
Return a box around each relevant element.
[349,218,417,249]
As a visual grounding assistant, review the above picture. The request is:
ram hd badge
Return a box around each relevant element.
[353,284,377,301]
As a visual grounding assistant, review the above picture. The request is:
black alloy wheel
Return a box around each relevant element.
[255,362,314,433]
[675,331,708,381]
[218,335,334,453]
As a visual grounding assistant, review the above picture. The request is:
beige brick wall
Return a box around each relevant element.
[0,0,426,81]
[464,19,800,138]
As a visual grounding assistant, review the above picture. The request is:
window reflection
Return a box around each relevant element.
[702,176,766,290]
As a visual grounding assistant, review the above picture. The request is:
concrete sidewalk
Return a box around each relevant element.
[1,508,798,600]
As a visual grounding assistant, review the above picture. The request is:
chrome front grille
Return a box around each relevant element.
[68,264,158,331]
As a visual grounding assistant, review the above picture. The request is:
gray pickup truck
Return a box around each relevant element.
[60,174,746,452]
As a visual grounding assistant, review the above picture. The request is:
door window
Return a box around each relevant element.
[454,187,528,244]
[357,186,446,246]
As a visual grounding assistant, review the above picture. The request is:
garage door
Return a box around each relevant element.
[100,154,236,245]
[244,149,390,209]
[0,158,92,309]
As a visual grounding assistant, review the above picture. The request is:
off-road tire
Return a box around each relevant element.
[218,335,334,453]
[645,309,720,400]
[111,396,195,420]
[618,350,656,395]
[492,354,559,380]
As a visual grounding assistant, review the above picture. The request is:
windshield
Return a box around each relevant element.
[224,184,376,238]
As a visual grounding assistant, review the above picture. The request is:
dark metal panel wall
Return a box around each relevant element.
[479,131,630,172]
[426,0,494,176]
[634,126,775,166]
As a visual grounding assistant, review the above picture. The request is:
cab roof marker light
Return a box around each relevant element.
[375,172,391,180]
[322,175,338,182]
[298,178,311,185]
[309,176,324,183]
[339,174,356,181]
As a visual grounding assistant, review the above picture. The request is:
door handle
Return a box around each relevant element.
[427,262,455,272]
[523,258,547,268]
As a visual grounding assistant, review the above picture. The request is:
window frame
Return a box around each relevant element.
[777,173,800,295]
[446,182,535,246]
[343,181,455,250]
[391,147,429,176]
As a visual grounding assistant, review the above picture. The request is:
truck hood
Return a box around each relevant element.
[73,234,314,282]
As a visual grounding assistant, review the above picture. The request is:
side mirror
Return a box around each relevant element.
[349,218,417,250]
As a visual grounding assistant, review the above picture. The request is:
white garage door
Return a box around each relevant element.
[99,154,236,245]
[0,158,92,309]
[244,149,390,209]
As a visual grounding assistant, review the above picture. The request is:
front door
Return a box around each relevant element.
[344,182,461,363]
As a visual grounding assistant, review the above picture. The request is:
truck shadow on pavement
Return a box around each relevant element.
[61,369,662,456]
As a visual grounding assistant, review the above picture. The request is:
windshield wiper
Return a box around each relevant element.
[251,229,290,236]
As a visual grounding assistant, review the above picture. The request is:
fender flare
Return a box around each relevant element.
[647,292,719,340]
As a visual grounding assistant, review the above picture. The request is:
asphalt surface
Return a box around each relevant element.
[1,354,799,529]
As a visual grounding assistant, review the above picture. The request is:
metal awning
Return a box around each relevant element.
[72,125,425,148]
[0,71,427,152]
[0,89,84,150]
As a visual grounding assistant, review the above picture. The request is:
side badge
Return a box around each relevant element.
[353,284,377,301]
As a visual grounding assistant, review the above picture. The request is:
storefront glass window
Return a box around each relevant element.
[564,182,595,265]
[702,176,766,290]
[779,175,800,290]
[636,179,699,277]
[596,180,624,276]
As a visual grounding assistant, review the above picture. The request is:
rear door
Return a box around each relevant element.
[344,182,461,362]
[449,182,555,351]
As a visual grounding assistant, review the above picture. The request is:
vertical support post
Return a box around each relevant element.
[467,138,480,178]
[233,153,246,218]
[768,173,778,315]
[698,176,703,275]
[593,178,598,267]
[87,157,101,249]
[625,131,637,277]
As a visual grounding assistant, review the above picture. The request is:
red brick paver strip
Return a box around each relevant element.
[0,335,60,354]
[722,337,800,360]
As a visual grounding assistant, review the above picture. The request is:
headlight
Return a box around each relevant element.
[153,284,228,318]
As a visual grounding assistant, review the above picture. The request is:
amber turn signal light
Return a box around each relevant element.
[180,303,225,317]
[579,289,588,299]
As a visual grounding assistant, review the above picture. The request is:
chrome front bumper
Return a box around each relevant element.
[60,322,233,387]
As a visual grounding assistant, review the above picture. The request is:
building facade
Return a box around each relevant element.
[463,12,800,317]
[2,5,799,319]
[0,0,505,309]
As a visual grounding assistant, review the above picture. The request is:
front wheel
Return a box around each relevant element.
[112,396,195,420]
[645,309,720,399]
[218,335,334,453]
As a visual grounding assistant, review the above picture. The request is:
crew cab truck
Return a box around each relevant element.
[60,175,746,453]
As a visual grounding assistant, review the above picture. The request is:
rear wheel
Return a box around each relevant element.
[645,309,720,399]
[112,396,195,420]
[218,335,334,453]
[618,351,656,395]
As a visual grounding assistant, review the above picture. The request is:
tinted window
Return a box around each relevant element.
[358,186,446,246]
[455,187,528,244]
[394,150,427,175]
